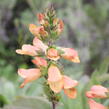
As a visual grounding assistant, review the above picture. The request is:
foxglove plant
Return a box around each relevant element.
[16,6,80,109]
[86,85,109,109]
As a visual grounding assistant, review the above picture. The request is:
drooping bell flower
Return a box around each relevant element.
[18,68,41,88]
[47,48,60,61]
[32,56,47,67]
[16,37,48,56]
[61,48,80,63]
[63,75,78,99]
[86,85,108,99]
[16,44,37,56]
[88,99,107,109]
[48,64,63,93]
[47,65,79,97]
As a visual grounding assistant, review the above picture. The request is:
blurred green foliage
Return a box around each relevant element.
[0,0,109,109]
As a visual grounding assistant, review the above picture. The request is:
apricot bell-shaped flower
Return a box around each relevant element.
[16,44,37,56]
[61,48,80,63]
[47,48,60,61]
[18,68,41,88]
[86,85,108,99]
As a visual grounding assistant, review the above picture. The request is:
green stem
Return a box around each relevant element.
[52,101,56,109]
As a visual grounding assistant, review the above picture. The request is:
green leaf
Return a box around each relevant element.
[3,96,51,109]
[0,95,9,107]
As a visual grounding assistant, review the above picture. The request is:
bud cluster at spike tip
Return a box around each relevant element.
[86,85,109,109]
[16,7,80,100]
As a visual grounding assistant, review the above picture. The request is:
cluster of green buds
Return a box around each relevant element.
[29,6,64,43]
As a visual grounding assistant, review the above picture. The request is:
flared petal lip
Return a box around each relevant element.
[63,75,78,89]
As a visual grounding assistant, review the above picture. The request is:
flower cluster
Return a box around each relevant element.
[16,7,80,101]
[86,85,109,109]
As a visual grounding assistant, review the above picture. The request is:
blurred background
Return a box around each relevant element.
[0,0,109,109]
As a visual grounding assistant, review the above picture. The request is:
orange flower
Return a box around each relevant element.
[29,24,48,38]
[48,64,63,93]
[16,37,48,56]
[18,68,41,88]
[86,85,108,98]
[47,65,78,97]
[88,99,107,109]
[32,57,47,67]
[61,48,80,63]
[47,48,60,61]
[16,44,37,56]
[63,75,78,99]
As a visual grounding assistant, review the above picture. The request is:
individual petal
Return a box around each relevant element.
[33,37,48,52]
[32,57,47,67]
[48,79,63,93]
[47,48,60,61]
[18,68,41,88]
[88,99,107,109]
[86,85,108,98]
[48,64,62,82]
[29,24,41,38]
[63,75,78,89]
[16,44,37,56]
[61,48,80,63]
[64,88,77,99]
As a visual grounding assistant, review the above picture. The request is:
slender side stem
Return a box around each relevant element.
[52,101,56,109]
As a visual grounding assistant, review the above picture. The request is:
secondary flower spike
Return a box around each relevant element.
[86,85,108,98]
[86,85,109,109]
[88,99,107,109]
